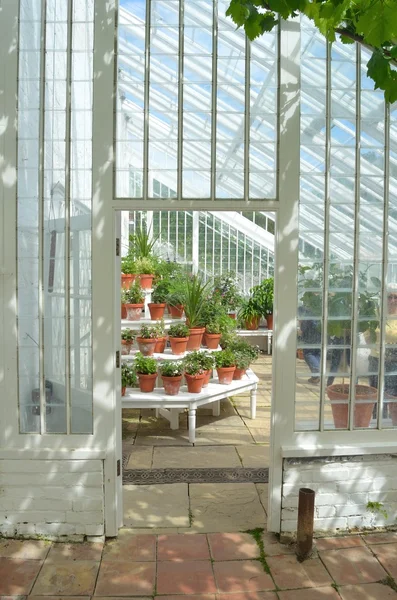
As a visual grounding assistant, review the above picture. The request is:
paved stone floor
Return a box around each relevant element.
[1,530,397,598]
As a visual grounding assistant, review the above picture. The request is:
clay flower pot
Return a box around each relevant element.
[121,273,136,290]
[217,366,236,385]
[121,386,126,397]
[121,304,127,319]
[204,332,221,350]
[139,274,154,290]
[154,336,167,353]
[245,316,260,331]
[169,336,189,355]
[233,367,247,380]
[327,384,378,428]
[185,372,205,394]
[162,375,183,396]
[266,314,274,330]
[202,369,212,388]
[168,304,184,318]
[148,303,166,320]
[138,373,157,393]
[228,312,236,319]
[125,303,144,321]
[121,340,132,355]
[136,337,158,356]
[186,327,205,351]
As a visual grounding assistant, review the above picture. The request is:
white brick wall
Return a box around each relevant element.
[281,455,397,533]
[0,459,104,538]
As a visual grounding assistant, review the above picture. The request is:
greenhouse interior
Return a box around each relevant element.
[1,0,397,545]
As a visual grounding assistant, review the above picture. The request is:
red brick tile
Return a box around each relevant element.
[156,560,217,595]
[213,560,274,593]
[31,561,99,596]
[0,539,50,560]
[319,547,387,585]
[315,536,364,551]
[102,534,155,562]
[157,534,210,561]
[339,583,397,599]
[261,532,295,556]
[266,555,331,590]
[370,543,397,579]
[95,561,155,596]
[46,543,103,562]
[217,593,277,600]
[30,597,91,600]
[364,532,397,545]
[208,533,259,561]
[278,589,341,600]
[155,596,215,600]
[0,558,42,595]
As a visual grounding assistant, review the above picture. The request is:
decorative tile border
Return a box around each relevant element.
[122,465,269,484]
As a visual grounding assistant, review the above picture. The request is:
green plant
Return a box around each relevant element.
[366,501,388,520]
[121,255,136,275]
[238,297,262,323]
[166,277,187,307]
[197,350,215,371]
[168,323,190,338]
[230,339,260,361]
[121,328,135,342]
[153,319,165,338]
[158,360,184,377]
[121,288,129,304]
[131,226,159,258]
[135,256,156,275]
[220,329,239,349]
[205,321,221,334]
[244,528,270,574]
[184,274,210,328]
[152,280,171,304]
[213,272,243,311]
[121,362,138,388]
[138,324,158,339]
[184,351,205,375]
[134,352,157,375]
[125,280,144,304]
[214,348,236,368]
[251,278,274,317]
[154,259,184,280]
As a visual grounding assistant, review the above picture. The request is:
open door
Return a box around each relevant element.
[115,211,123,529]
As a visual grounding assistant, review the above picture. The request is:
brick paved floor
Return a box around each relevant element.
[1,530,397,598]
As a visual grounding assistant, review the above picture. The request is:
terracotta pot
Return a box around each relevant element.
[204,332,221,350]
[233,367,247,380]
[121,304,127,319]
[266,314,274,330]
[148,303,166,320]
[202,369,212,388]
[125,303,144,321]
[169,304,184,318]
[121,273,135,290]
[187,327,205,351]
[121,339,132,355]
[185,372,205,394]
[154,336,167,353]
[121,386,126,397]
[162,375,183,396]
[297,349,304,360]
[169,336,189,355]
[388,401,397,426]
[138,373,157,393]
[136,337,158,356]
[139,274,154,290]
[327,384,378,428]
[245,316,260,331]
[228,312,236,319]
[217,366,236,384]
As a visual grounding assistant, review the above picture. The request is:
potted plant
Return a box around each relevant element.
[135,256,157,290]
[204,320,222,349]
[121,287,128,319]
[148,281,168,320]
[197,351,215,387]
[168,323,190,355]
[124,280,145,321]
[134,352,158,393]
[214,348,236,384]
[159,360,184,396]
[121,255,136,289]
[166,280,186,318]
[121,328,135,355]
[251,277,274,329]
[213,272,243,318]
[230,340,260,379]
[184,351,206,393]
[184,275,209,350]
[136,324,158,356]
[238,297,261,330]
[153,319,167,353]
[121,362,138,396]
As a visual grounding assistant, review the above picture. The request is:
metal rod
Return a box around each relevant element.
[244,35,251,202]
[296,487,315,561]
[210,0,218,202]
[143,0,151,201]
[177,0,185,201]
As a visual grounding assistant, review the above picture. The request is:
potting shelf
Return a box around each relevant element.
[236,328,273,354]
[121,317,185,330]
[122,369,259,443]
[121,346,220,362]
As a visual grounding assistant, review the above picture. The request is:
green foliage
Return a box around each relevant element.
[121,255,136,275]
[184,350,205,375]
[138,324,158,339]
[131,226,159,258]
[366,501,388,519]
[251,278,274,317]
[158,360,184,377]
[197,350,216,371]
[206,321,222,334]
[134,352,157,375]
[213,272,243,311]
[168,323,190,338]
[226,0,397,101]
[244,527,271,574]
[238,297,262,322]
[166,277,187,307]
[153,319,165,338]
[184,274,210,328]
[125,280,144,304]
[214,348,237,368]
[229,339,260,368]
[154,259,184,281]
[135,256,156,275]
[152,280,170,304]
[121,362,138,388]
[121,328,135,342]
[220,329,239,349]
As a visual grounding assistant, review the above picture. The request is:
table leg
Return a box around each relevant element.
[212,400,221,417]
[155,408,159,418]
[170,409,179,430]
[250,385,257,420]
[188,408,196,444]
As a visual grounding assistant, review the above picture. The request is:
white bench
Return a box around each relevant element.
[236,328,273,354]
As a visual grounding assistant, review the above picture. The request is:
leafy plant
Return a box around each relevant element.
[152,280,171,304]
[121,255,136,275]
[213,272,243,311]
[168,323,190,338]
[251,278,274,317]
[158,360,184,377]
[214,348,237,368]
[121,362,138,388]
[121,288,129,304]
[154,259,184,280]
[230,339,260,367]
[184,274,210,328]
[125,280,144,304]
[238,297,262,323]
[197,350,215,371]
[153,319,165,338]
[135,256,156,275]
[138,324,158,339]
[184,351,205,375]
[366,501,388,520]
[134,352,157,375]
[166,277,187,307]
[220,329,239,349]
[121,328,135,342]
[206,321,222,334]
[131,226,159,258]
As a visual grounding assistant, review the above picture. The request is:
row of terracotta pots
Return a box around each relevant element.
[328,383,397,428]
[121,273,154,290]
[122,302,184,321]
[122,328,220,357]
[244,314,273,331]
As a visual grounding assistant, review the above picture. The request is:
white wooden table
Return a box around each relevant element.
[122,369,258,443]
[236,328,273,354]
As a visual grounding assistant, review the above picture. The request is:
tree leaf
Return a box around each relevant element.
[356,1,397,48]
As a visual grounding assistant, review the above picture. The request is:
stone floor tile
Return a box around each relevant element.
[157,533,210,561]
[102,532,156,562]
[243,428,269,444]
[155,596,216,600]
[0,558,43,595]
[126,446,153,469]
[46,542,103,562]
[31,561,99,596]
[152,446,242,469]
[135,431,192,446]
[236,406,271,419]
[194,428,255,446]
[197,399,237,417]
[213,560,274,592]
[256,484,269,514]
[190,483,267,532]
[278,588,341,600]
[261,532,295,556]
[156,560,217,595]
[319,547,387,585]
[217,594,277,600]
[266,555,332,589]
[208,533,259,561]
[370,543,397,578]
[315,536,365,551]
[94,561,155,596]
[196,415,247,428]
[95,597,150,600]
[338,583,397,599]
[138,411,188,431]
[237,445,270,468]
[123,483,189,528]
[363,532,397,545]
[0,539,50,560]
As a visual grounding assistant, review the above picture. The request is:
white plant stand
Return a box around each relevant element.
[122,369,258,443]
[236,328,273,354]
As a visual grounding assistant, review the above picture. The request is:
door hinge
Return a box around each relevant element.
[117,459,121,477]
[116,237,120,256]
[116,350,120,368]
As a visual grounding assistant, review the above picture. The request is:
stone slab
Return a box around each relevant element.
[194,428,255,446]
[123,484,190,528]
[152,446,242,469]
[126,447,153,470]
[237,445,270,467]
